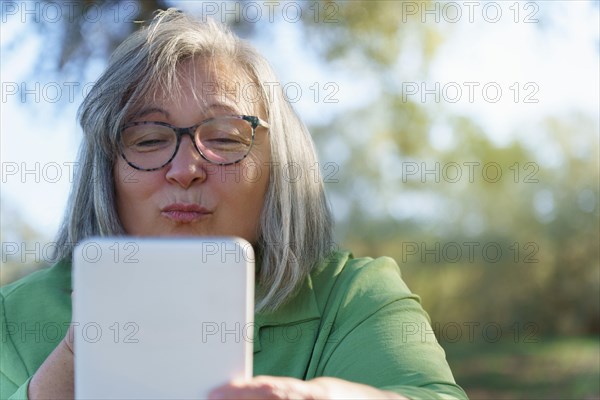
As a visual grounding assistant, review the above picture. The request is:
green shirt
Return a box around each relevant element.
[1,251,467,399]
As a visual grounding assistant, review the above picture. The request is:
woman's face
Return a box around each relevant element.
[114,60,270,243]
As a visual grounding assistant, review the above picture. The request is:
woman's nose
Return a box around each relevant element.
[164,135,207,188]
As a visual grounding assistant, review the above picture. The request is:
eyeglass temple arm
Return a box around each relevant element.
[242,115,270,129]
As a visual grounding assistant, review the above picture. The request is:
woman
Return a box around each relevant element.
[0,9,467,400]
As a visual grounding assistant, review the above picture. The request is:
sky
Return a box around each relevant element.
[1,0,598,243]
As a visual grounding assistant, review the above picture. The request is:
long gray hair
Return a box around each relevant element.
[53,9,333,312]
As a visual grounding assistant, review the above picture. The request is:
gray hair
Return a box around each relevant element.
[53,9,333,312]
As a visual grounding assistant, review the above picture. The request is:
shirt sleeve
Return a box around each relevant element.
[316,256,468,400]
[0,263,71,400]
[1,293,31,400]
[3,376,31,400]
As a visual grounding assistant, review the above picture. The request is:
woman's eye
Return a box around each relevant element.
[127,131,175,151]
[205,136,249,148]
[207,136,243,144]
[202,128,247,142]
[136,138,169,147]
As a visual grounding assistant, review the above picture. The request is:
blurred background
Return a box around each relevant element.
[1,1,598,398]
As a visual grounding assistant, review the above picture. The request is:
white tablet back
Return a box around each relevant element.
[72,237,254,400]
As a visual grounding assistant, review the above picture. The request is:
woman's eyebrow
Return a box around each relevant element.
[206,103,239,114]
[130,107,171,120]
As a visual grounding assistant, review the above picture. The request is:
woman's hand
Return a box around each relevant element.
[208,376,408,400]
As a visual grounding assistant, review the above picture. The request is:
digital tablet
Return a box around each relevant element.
[72,237,255,400]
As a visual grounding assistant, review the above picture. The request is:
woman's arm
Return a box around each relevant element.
[208,376,408,399]
[27,325,75,400]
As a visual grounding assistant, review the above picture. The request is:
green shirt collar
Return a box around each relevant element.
[252,251,352,353]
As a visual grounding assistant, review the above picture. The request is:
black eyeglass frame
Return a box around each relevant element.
[118,115,270,171]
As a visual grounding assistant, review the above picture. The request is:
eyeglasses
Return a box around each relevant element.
[119,115,269,171]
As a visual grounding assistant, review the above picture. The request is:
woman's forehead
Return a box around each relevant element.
[150,59,262,116]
